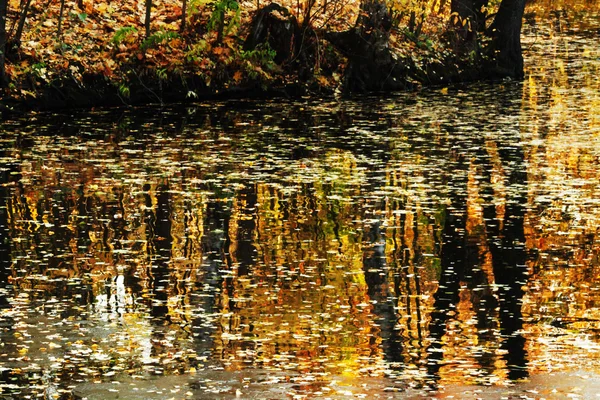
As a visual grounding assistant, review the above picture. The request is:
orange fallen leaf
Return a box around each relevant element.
[233,70,243,83]
[102,65,113,77]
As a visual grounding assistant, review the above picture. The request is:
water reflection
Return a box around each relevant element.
[0,12,599,399]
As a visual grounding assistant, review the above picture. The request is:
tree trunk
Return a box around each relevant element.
[325,0,410,92]
[57,0,65,39]
[145,0,152,38]
[244,3,299,65]
[215,11,224,45]
[487,0,526,78]
[10,0,32,52]
[0,0,7,88]
[180,0,187,33]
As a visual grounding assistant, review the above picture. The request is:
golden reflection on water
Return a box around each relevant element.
[1,5,600,399]
[520,2,600,379]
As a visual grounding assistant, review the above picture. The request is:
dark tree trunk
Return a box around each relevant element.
[325,0,410,92]
[215,12,224,45]
[180,0,187,33]
[244,3,299,65]
[145,0,152,38]
[487,0,526,78]
[0,0,7,88]
[57,0,65,38]
[11,0,31,50]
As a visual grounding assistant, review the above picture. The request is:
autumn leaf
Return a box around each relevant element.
[96,2,108,14]
[102,63,113,77]
[233,70,243,83]
[115,52,129,62]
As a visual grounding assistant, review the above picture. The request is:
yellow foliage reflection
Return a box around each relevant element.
[1,4,600,397]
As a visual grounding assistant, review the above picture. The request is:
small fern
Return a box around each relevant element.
[142,30,180,50]
[118,83,130,98]
[112,27,138,45]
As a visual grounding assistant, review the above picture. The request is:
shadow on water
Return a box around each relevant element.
[0,160,18,309]
[363,217,405,366]
[426,87,530,387]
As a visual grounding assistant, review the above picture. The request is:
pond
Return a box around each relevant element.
[1,7,600,400]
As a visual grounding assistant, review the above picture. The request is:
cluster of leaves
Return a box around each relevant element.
[0,0,473,101]
[1,0,285,100]
[2,0,588,102]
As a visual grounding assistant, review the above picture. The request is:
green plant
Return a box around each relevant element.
[238,44,278,81]
[240,43,276,70]
[185,39,209,62]
[31,62,47,79]
[118,82,130,98]
[156,68,168,80]
[208,0,240,43]
[188,0,213,15]
[112,27,138,45]
[141,30,180,50]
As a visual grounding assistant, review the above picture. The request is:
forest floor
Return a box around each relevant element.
[0,0,594,111]
[2,0,359,109]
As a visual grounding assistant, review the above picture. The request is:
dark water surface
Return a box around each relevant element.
[1,11,600,400]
